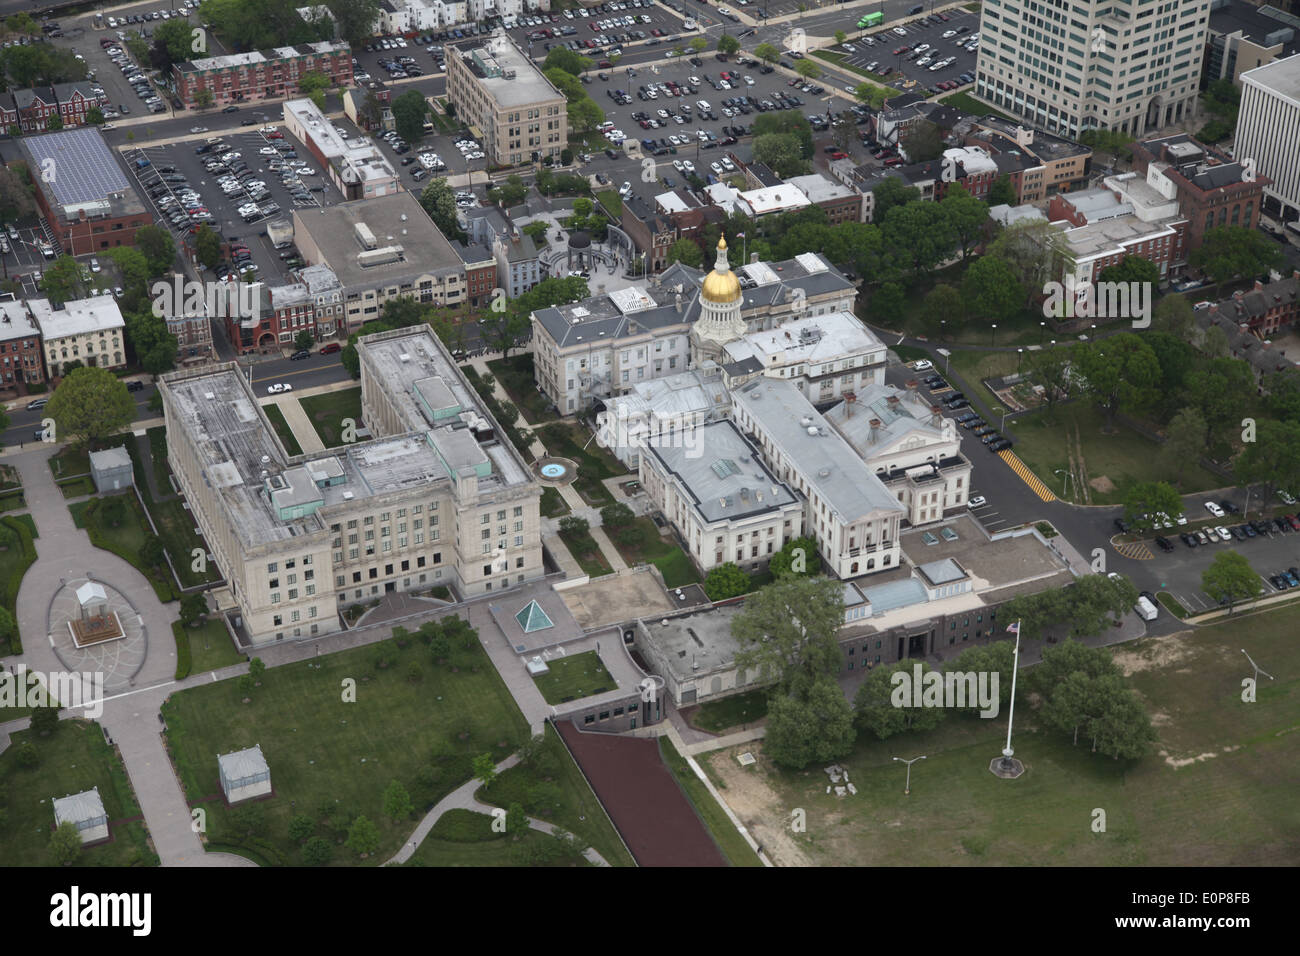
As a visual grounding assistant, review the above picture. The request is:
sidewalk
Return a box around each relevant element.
[273,395,326,453]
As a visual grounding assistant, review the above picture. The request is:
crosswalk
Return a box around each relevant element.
[1111,538,1155,560]
[996,450,1057,503]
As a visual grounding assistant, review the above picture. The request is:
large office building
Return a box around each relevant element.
[974,0,1208,138]
[282,98,401,201]
[292,191,467,333]
[172,42,353,109]
[1235,53,1300,222]
[19,128,151,256]
[444,33,567,167]
[159,326,543,644]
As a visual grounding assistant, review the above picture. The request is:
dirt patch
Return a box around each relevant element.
[704,744,813,868]
[559,568,674,629]
[1111,632,1200,676]
[1088,475,1117,494]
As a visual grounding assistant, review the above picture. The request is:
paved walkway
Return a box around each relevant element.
[270,395,326,454]
[384,753,610,867]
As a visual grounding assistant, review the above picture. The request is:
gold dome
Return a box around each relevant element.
[700,237,741,304]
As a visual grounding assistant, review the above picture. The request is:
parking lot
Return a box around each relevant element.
[121,124,339,284]
[832,7,981,96]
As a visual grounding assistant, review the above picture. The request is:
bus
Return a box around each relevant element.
[858,11,884,29]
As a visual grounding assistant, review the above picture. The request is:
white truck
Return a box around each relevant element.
[1135,596,1159,621]
[266,218,294,250]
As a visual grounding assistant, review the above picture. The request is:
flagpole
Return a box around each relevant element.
[1003,620,1021,760]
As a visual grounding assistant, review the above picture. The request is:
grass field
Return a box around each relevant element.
[8,512,37,539]
[607,517,700,588]
[946,349,1025,408]
[162,625,530,865]
[486,354,558,426]
[2,720,157,866]
[47,444,92,479]
[57,476,95,498]
[532,651,615,704]
[146,495,223,588]
[939,89,1014,122]
[299,387,363,449]
[533,422,626,507]
[477,723,634,867]
[146,427,171,493]
[659,736,763,867]
[689,689,770,733]
[69,496,177,602]
[556,530,614,578]
[174,618,244,676]
[406,808,592,866]
[262,403,304,457]
[723,606,1300,866]
[1011,403,1225,505]
[540,485,570,518]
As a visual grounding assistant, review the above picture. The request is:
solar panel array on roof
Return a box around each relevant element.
[23,128,130,207]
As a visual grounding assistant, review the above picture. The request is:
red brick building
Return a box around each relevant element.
[0,297,47,390]
[172,42,353,109]
[455,242,498,309]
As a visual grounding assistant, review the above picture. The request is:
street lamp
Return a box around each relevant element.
[1039,320,1046,344]
[991,323,997,347]
[1017,347,1024,371]
[993,405,1008,431]
[1054,468,1072,497]
[893,755,926,795]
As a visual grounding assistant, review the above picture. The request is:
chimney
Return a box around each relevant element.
[930,405,943,427]
[905,379,919,393]
[675,292,682,312]
[844,391,856,417]
[868,418,883,444]
[1254,279,1264,292]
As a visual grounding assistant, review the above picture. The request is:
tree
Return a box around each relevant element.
[1159,407,1208,485]
[987,174,1017,207]
[599,502,635,529]
[884,201,955,279]
[764,678,857,770]
[180,593,208,627]
[543,46,591,76]
[1090,682,1156,759]
[135,226,175,278]
[768,536,818,578]
[238,674,255,697]
[288,328,314,354]
[558,515,589,538]
[45,115,63,132]
[752,132,809,178]
[871,282,905,323]
[940,183,991,260]
[296,70,332,111]
[666,238,703,268]
[140,534,166,570]
[288,814,315,843]
[325,0,382,46]
[38,255,86,304]
[49,821,82,865]
[302,836,332,865]
[1031,639,1118,698]
[703,562,749,601]
[717,34,739,56]
[752,112,814,158]
[192,225,222,271]
[1236,419,1300,503]
[249,657,266,683]
[382,779,414,823]
[151,18,194,68]
[15,740,38,768]
[733,575,845,695]
[478,308,530,359]
[505,801,528,834]
[1187,357,1255,452]
[1025,347,1072,420]
[959,255,1023,324]
[30,704,59,736]
[794,59,822,81]
[1122,481,1184,533]
[391,88,430,142]
[689,36,708,54]
[853,83,890,109]
[987,219,1072,309]
[1070,334,1161,431]
[194,89,215,110]
[125,310,177,377]
[345,815,380,856]
[418,178,463,242]
[473,752,498,789]
[755,42,780,64]
[46,367,136,447]
[871,177,921,222]
[1152,293,1194,337]
[231,804,265,836]
[1098,254,1160,289]
[853,660,948,739]
[901,119,943,162]
[1191,226,1284,289]
[0,165,36,223]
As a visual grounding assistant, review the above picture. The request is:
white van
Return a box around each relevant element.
[1135,596,1159,621]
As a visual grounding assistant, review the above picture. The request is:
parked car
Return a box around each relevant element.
[266,383,293,394]
[320,342,342,354]
[289,350,310,361]
[968,495,986,508]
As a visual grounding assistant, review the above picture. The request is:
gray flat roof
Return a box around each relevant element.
[52,787,106,825]
[642,605,744,679]
[645,420,797,524]
[451,33,563,108]
[20,128,144,220]
[1242,51,1300,101]
[731,377,905,521]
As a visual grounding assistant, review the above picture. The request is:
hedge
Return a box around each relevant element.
[0,514,38,654]
[172,620,192,680]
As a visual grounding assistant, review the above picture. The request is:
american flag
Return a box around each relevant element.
[736,232,746,238]
[1006,621,1020,635]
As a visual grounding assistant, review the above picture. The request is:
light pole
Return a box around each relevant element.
[1054,468,1071,497]
[893,755,926,795]
[991,323,997,347]
[1017,347,1024,371]
[937,347,951,374]
[993,405,1007,431]
[1039,320,1046,344]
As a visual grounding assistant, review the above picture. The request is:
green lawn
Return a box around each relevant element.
[689,689,770,733]
[173,618,244,679]
[406,808,591,866]
[540,485,570,518]
[659,736,763,867]
[8,512,37,539]
[939,89,1014,122]
[147,495,223,588]
[57,476,96,498]
[1011,403,1225,505]
[946,349,1028,408]
[596,189,622,217]
[162,622,530,865]
[890,344,931,364]
[262,403,304,457]
[299,387,364,449]
[146,426,171,493]
[533,422,627,507]
[47,444,92,479]
[744,605,1300,866]
[70,496,177,602]
[607,517,700,588]
[557,530,614,577]
[0,514,38,655]
[486,354,559,425]
[477,723,634,867]
[1,720,158,866]
[0,492,27,514]
[532,651,615,704]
